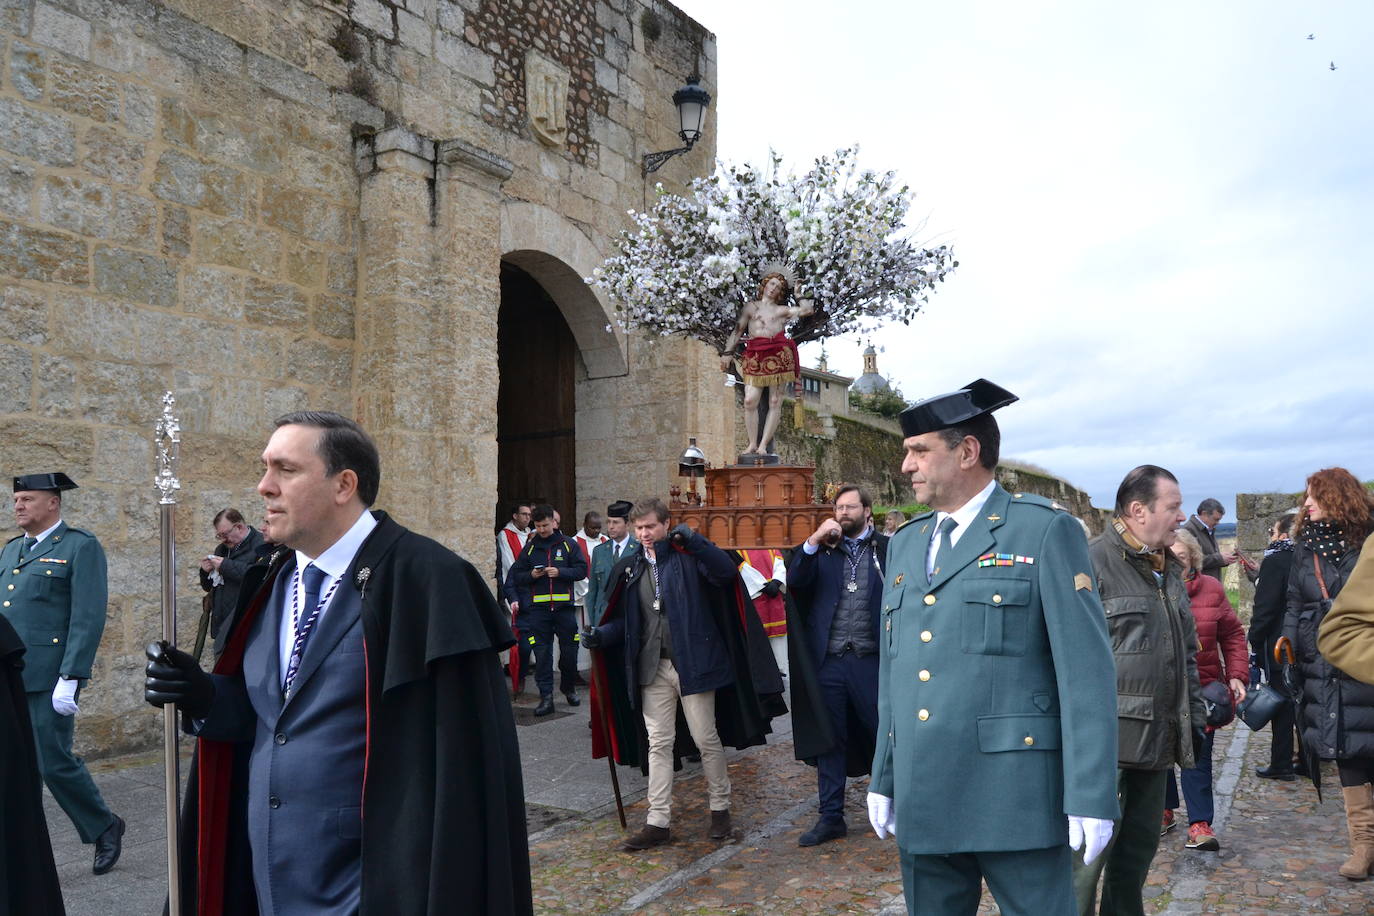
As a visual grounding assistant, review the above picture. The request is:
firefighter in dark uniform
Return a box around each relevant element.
[505,503,588,716]
[0,472,124,874]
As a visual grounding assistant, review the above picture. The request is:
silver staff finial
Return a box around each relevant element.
[154,391,181,505]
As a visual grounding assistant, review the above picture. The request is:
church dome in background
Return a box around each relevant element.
[851,342,891,395]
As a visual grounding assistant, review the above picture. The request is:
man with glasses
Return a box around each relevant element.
[199,508,265,660]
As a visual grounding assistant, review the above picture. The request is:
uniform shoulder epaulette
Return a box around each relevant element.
[898,511,933,530]
[59,525,98,539]
[1008,493,1071,512]
[3,533,20,545]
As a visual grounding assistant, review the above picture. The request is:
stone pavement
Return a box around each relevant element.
[46,687,1374,914]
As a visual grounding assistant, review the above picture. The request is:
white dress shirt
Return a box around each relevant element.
[926,478,997,579]
[27,519,63,545]
[278,509,378,674]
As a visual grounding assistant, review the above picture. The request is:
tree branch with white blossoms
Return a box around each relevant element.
[588,147,957,353]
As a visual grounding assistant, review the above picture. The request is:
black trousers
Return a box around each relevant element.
[525,604,579,697]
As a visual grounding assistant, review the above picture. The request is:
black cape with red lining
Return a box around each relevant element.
[169,511,531,916]
[588,547,787,772]
[1,613,65,916]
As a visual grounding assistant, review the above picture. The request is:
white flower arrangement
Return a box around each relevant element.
[588,147,957,351]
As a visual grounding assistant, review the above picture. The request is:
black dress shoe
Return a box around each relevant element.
[534,695,555,716]
[563,689,581,707]
[798,817,847,847]
[1255,765,1296,781]
[93,815,125,874]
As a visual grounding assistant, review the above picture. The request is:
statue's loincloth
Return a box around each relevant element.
[738,333,800,388]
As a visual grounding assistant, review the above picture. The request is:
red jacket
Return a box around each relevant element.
[1186,573,1248,687]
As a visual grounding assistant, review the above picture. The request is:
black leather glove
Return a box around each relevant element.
[580,627,602,649]
[761,579,783,598]
[145,641,215,717]
[1191,725,1206,762]
[669,523,695,548]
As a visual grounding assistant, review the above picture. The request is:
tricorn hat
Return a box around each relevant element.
[14,472,78,493]
[898,379,1018,439]
[606,500,633,520]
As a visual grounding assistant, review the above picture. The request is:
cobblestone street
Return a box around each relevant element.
[54,694,1374,914]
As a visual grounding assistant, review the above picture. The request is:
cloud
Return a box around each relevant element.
[673,0,1374,516]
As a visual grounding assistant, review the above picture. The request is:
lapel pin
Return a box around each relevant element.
[355,567,372,588]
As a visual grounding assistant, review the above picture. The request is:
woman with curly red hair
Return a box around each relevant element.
[1284,467,1374,879]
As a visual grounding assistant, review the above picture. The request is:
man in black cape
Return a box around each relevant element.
[583,497,784,850]
[785,485,889,847]
[1,612,65,915]
[146,411,531,915]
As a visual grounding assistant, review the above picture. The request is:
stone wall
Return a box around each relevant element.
[1234,490,1302,609]
[0,0,720,756]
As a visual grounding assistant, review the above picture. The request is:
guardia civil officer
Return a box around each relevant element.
[587,500,637,626]
[0,472,124,874]
[868,381,1119,915]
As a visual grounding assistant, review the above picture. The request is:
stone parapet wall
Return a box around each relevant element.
[740,400,1104,530]
[1234,491,1302,609]
[0,0,719,756]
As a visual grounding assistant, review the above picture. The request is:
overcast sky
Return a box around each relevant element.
[668,0,1373,518]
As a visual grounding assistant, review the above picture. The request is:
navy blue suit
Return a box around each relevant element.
[788,533,887,822]
[195,558,366,914]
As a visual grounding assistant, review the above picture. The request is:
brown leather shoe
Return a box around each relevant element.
[622,824,670,851]
[709,808,732,840]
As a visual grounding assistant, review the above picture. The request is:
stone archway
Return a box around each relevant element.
[496,201,627,530]
[499,200,626,379]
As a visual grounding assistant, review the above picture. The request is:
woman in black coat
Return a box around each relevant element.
[1284,467,1374,880]
[1250,513,1299,779]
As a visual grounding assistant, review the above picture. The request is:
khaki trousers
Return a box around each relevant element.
[642,658,730,827]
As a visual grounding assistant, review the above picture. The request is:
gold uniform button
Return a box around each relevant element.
[1024,736,1035,746]
[992,594,1002,604]
[918,670,930,681]
[917,709,930,721]
[51,637,59,644]
[923,594,936,606]
[1,600,8,607]
[6,584,12,590]
[920,630,932,642]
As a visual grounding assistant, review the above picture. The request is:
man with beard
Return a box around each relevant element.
[869,380,1119,915]
[787,485,888,847]
[145,411,530,915]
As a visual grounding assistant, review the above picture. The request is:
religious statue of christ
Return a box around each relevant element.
[719,264,815,458]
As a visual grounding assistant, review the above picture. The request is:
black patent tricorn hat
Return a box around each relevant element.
[606,500,633,519]
[13,472,78,493]
[898,379,1019,438]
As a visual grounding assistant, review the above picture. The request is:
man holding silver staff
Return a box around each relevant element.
[145,411,532,915]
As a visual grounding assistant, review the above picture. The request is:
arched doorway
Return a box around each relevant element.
[496,261,577,532]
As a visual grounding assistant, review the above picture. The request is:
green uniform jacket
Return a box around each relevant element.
[0,521,109,693]
[871,486,1119,855]
[586,538,637,626]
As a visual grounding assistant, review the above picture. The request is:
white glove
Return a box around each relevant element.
[52,676,80,716]
[867,791,896,840]
[1067,815,1113,865]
